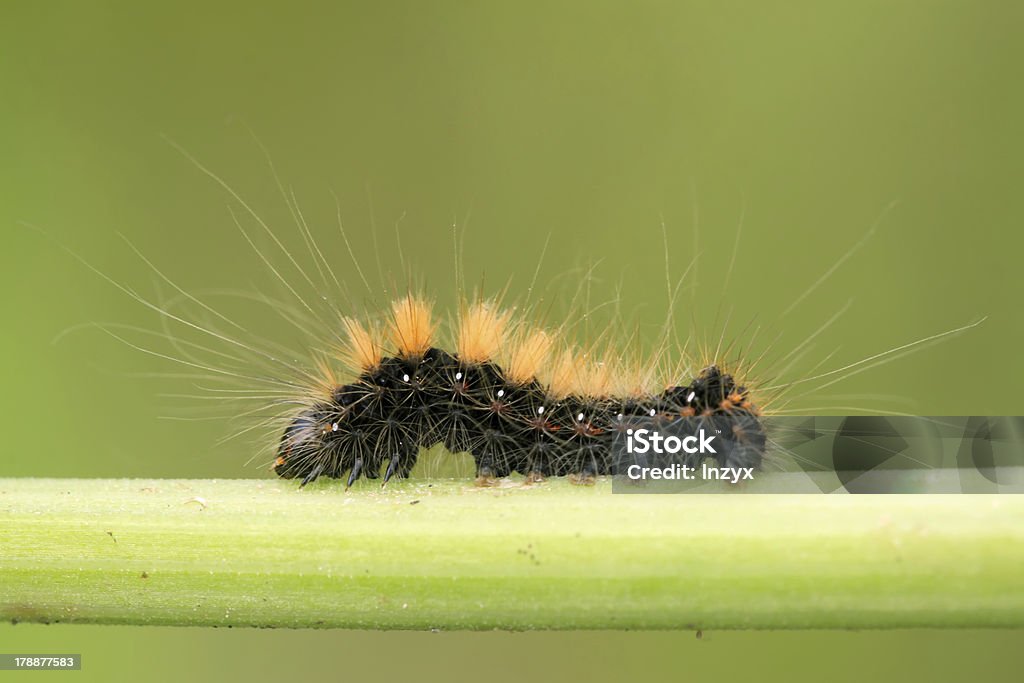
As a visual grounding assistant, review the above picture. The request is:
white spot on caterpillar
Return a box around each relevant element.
[577,412,584,422]
[332,423,339,432]
[649,409,656,416]
[497,389,505,398]
[537,406,545,415]
[402,374,410,382]
[686,391,696,404]
[455,372,463,381]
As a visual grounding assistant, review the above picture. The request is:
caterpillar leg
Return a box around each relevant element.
[474,450,503,486]
[381,447,417,487]
[346,457,364,489]
[382,456,401,487]
[473,430,517,485]
[567,453,599,486]
[299,463,324,488]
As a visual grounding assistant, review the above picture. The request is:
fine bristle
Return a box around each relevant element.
[505,328,553,385]
[547,348,582,399]
[456,301,511,364]
[607,354,660,399]
[578,356,613,399]
[389,296,435,359]
[340,317,382,372]
[310,355,340,399]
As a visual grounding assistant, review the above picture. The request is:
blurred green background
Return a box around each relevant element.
[2,1,1022,680]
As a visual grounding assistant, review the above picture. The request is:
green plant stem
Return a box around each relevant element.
[1,477,1022,630]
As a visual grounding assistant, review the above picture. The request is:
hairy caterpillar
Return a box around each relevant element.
[274,297,766,487]
[35,142,982,489]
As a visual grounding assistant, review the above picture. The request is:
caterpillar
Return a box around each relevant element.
[273,296,767,487]
[36,144,982,489]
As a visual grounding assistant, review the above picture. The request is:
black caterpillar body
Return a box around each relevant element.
[274,347,766,487]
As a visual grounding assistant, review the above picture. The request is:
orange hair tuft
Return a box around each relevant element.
[456,301,511,364]
[389,296,435,359]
